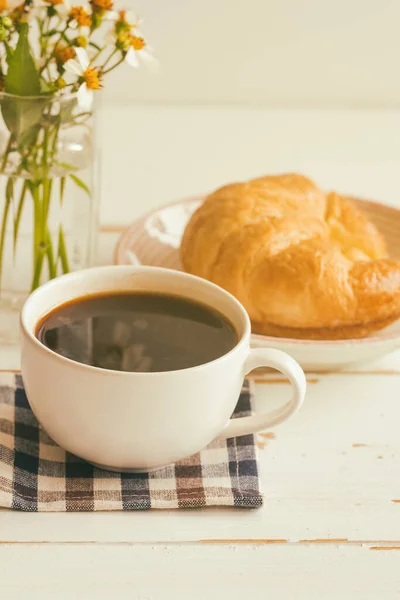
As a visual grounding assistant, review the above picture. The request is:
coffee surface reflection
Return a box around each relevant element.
[36,292,238,372]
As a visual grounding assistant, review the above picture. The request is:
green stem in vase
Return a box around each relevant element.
[13,180,28,255]
[0,179,13,288]
[0,136,16,291]
[58,226,69,274]
[41,177,52,237]
[40,126,57,286]
[43,178,56,279]
[0,200,11,289]
[46,227,56,279]
[30,182,44,291]
[0,0,123,298]
[31,250,45,292]
[61,111,92,126]
[56,175,69,274]
[1,108,90,293]
[1,135,13,173]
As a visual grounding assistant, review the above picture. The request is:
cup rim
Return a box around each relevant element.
[20,265,251,377]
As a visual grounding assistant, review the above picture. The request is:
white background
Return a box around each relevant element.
[96,0,400,223]
[105,0,400,108]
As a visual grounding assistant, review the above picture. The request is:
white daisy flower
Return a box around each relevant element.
[7,0,25,7]
[55,0,91,33]
[33,0,64,10]
[37,0,90,34]
[64,47,101,110]
[125,35,155,69]
[106,9,143,35]
[104,9,144,48]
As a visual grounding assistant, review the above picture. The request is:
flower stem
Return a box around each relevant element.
[0,135,13,173]
[30,182,45,291]
[102,57,125,75]
[46,227,56,279]
[0,92,93,294]
[56,176,69,274]
[41,128,51,238]
[40,24,69,74]
[0,186,11,289]
[61,111,92,126]
[58,226,69,274]
[31,251,45,292]
[0,137,15,291]
[13,180,28,255]
[43,178,57,280]
[91,44,106,65]
[102,48,118,71]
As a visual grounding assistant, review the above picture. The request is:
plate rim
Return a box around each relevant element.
[115,194,400,348]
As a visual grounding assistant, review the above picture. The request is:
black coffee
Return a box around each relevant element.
[36,292,238,372]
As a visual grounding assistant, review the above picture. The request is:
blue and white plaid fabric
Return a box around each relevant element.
[0,373,262,511]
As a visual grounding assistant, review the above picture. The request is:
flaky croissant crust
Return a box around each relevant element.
[181,174,400,340]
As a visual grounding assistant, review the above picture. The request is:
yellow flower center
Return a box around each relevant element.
[129,35,145,51]
[83,67,101,90]
[70,6,91,27]
[91,0,113,10]
[55,45,75,63]
[10,2,26,21]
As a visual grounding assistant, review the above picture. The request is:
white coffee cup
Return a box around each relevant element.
[20,265,306,472]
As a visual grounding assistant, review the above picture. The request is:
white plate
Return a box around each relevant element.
[115,196,400,371]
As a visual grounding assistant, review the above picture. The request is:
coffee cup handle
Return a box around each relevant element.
[221,348,306,439]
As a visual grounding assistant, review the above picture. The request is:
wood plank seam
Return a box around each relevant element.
[1,539,400,546]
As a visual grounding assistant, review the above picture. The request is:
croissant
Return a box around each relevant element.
[181,174,400,340]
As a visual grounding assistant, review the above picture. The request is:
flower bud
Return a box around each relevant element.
[55,77,66,89]
[76,35,88,48]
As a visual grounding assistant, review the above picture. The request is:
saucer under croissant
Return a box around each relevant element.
[116,174,400,371]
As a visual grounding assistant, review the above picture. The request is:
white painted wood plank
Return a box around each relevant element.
[0,372,399,543]
[1,544,400,600]
[253,371,400,505]
[0,496,399,544]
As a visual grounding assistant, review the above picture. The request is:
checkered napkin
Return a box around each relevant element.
[0,373,262,511]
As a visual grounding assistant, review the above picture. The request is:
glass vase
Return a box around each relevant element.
[0,92,97,346]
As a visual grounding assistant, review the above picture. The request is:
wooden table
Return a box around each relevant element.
[1,107,400,599]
